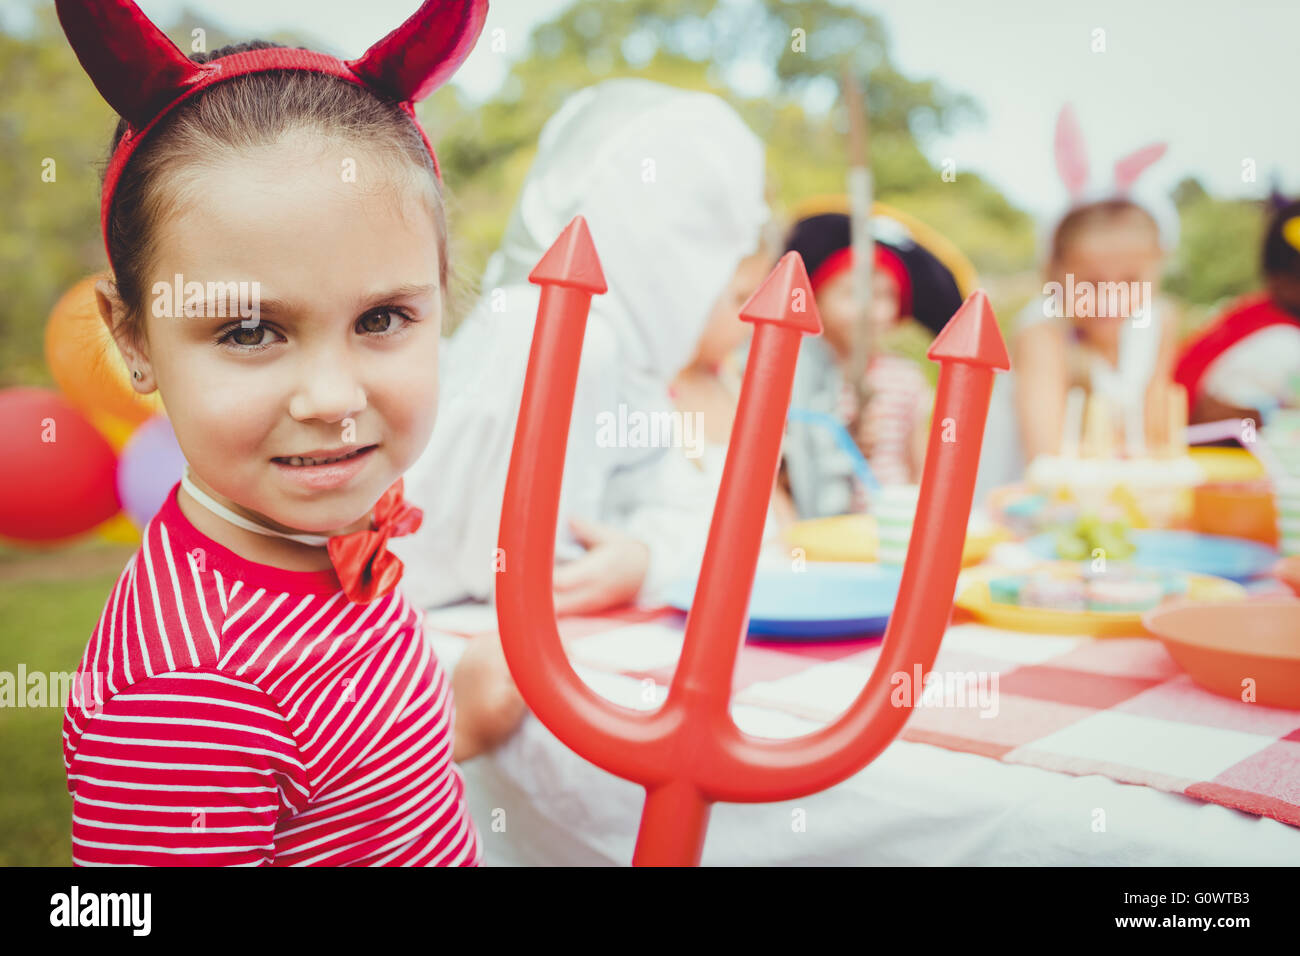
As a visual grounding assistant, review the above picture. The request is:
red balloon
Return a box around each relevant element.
[0,388,121,542]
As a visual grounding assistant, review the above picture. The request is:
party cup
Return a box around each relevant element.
[1277,478,1300,557]
[875,483,920,567]
[1191,480,1279,546]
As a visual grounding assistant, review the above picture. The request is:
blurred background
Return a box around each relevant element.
[0,0,1294,864]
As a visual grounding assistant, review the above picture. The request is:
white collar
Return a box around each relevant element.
[180,467,331,548]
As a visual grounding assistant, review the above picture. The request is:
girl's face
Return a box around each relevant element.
[816,268,901,361]
[690,250,773,370]
[106,133,443,538]
[1052,215,1163,349]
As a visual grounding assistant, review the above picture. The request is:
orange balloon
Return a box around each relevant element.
[44,273,164,426]
[88,407,141,454]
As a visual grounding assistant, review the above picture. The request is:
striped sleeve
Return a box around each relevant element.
[67,670,310,867]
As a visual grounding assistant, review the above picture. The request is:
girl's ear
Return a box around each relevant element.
[1053,104,1090,200]
[94,278,155,394]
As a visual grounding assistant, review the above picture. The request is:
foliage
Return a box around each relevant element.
[1164,176,1270,329]
[0,0,1262,385]
[425,0,1036,314]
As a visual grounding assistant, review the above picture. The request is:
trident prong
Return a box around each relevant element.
[496,216,1010,866]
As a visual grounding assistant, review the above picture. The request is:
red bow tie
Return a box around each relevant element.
[327,478,423,604]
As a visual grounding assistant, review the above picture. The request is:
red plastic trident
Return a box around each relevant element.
[496,216,1010,866]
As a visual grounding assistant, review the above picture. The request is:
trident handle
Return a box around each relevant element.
[496,217,1010,865]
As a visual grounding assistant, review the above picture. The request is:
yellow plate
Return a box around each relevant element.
[784,514,1008,568]
[1189,447,1265,482]
[955,571,1247,638]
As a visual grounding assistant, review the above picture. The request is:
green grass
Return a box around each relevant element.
[0,561,126,866]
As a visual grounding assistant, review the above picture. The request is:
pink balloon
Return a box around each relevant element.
[117,415,186,528]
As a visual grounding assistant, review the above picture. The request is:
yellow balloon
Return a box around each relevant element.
[88,408,140,454]
[95,511,142,546]
[44,273,165,425]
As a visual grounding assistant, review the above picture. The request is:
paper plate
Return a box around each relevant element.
[664,562,902,639]
[956,571,1246,638]
[1025,529,1279,582]
[783,514,1006,567]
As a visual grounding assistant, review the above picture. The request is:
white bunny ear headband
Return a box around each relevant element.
[1046,103,1179,256]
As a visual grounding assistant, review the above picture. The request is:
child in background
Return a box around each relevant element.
[668,244,800,546]
[780,207,968,517]
[58,1,489,866]
[1175,196,1300,424]
[393,78,770,616]
[1013,200,1180,457]
[975,107,1181,502]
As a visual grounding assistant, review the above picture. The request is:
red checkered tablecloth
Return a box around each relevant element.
[426,603,1300,829]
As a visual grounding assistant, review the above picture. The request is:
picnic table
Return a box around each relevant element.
[426,564,1300,866]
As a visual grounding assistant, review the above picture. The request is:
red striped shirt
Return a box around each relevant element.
[62,483,480,866]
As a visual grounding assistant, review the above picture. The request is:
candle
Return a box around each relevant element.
[1166,384,1188,457]
[1061,387,1085,457]
[1083,393,1115,458]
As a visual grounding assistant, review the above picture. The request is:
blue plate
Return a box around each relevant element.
[1025,530,1279,582]
[664,563,902,640]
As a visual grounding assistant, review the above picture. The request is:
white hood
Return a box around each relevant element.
[393,79,769,608]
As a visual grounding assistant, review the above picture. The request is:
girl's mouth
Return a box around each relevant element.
[271,445,378,491]
[272,445,377,468]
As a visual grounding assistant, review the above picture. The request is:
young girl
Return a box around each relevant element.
[668,244,800,548]
[393,78,770,615]
[57,0,488,866]
[974,107,1181,502]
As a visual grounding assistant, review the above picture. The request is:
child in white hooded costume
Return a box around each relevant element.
[391,79,770,612]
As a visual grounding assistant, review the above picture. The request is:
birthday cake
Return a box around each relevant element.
[994,383,1206,533]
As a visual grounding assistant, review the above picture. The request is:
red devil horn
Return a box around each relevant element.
[56,0,201,129]
[348,0,489,104]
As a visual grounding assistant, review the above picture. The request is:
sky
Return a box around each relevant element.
[19,0,1297,222]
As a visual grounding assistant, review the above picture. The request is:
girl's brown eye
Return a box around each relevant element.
[359,310,394,334]
[357,308,414,336]
[227,325,268,347]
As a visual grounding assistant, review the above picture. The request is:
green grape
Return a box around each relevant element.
[1056,532,1089,561]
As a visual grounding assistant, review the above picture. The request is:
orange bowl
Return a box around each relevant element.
[1143,600,1300,709]
[1191,480,1279,546]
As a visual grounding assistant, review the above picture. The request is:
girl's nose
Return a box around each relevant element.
[288,357,367,424]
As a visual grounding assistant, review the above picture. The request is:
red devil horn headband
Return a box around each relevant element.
[56,0,488,271]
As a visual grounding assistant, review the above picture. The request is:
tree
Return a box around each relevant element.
[425,0,1036,315]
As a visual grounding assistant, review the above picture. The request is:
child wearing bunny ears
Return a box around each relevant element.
[56,0,491,866]
[976,106,1182,500]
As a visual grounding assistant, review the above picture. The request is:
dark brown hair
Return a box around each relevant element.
[1048,198,1160,268]
[102,40,447,348]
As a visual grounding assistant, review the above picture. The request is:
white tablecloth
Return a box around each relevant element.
[428,631,1300,866]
